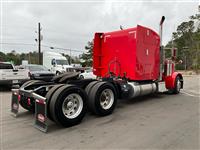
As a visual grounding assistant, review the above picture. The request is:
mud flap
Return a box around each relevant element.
[33,93,48,133]
[11,89,20,117]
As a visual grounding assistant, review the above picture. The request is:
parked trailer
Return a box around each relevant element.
[11,16,183,132]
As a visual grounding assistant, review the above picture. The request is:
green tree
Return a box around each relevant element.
[165,13,200,71]
[62,53,71,64]
[6,50,21,64]
[0,52,6,61]
[80,41,93,67]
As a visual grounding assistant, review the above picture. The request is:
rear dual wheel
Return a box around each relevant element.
[20,80,33,88]
[79,75,84,79]
[49,85,87,127]
[86,81,117,116]
[45,84,65,121]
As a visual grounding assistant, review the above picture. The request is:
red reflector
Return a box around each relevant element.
[36,99,46,104]
[37,114,45,123]
[18,95,21,102]
[27,98,31,105]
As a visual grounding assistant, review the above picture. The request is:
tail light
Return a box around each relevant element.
[27,98,31,106]
[18,95,21,102]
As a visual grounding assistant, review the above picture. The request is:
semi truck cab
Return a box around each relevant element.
[11,16,183,132]
[43,51,73,75]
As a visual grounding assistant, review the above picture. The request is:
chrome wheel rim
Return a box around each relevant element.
[62,93,83,119]
[177,79,181,92]
[100,89,114,110]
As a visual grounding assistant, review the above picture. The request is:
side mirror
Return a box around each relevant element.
[51,59,56,66]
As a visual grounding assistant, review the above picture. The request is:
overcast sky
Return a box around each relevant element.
[0,0,199,56]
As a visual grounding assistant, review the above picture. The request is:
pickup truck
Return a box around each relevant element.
[0,62,29,87]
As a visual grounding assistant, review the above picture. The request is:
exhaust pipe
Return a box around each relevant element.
[159,16,165,81]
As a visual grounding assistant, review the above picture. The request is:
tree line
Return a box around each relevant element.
[0,50,39,65]
[165,13,200,71]
[0,50,80,65]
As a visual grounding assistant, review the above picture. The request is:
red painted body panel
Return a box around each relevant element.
[93,25,160,81]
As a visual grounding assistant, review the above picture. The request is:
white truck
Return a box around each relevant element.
[43,51,73,75]
[0,62,29,87]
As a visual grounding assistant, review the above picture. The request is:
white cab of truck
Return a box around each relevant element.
[43,51,73,75]
[0,62,29,86]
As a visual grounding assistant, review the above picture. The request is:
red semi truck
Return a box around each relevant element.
[11,16,183,132]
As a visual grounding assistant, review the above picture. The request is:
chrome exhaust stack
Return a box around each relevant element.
[159,16,165,81]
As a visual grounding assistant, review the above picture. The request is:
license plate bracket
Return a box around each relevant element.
[12,80,18,84]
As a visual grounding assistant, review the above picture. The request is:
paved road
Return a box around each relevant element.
[0,76,199,150]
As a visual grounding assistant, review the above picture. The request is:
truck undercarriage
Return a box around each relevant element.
[11,70,183,132]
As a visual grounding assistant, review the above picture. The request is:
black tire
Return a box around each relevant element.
[79,75,84,79]
[20,80,34,88]
[45,84,65,121]
[87,82,117,116]
[56,71,61,76]
[50,85,87,127]
[68,79,96,89]
[59,72,79,83]
[85,81,100,95]
[172,76,181,94]
[21,80,46,90]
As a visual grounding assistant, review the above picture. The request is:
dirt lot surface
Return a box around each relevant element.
[0,75,199,150]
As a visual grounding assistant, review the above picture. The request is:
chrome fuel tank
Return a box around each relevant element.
[127,82,157,98]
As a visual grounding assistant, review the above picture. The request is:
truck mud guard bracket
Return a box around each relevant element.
[11,89,48,133]
[11,89,33,117]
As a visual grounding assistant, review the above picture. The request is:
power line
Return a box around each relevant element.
[0,42,84,52]
[46,45,83,52]
[0,42,37,46]
[37,22,42,65]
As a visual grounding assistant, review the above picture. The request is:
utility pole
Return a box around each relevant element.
[184,55,187,70]
[69,49,71,65]
[29,52,31,64]
[38,23,42,65]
